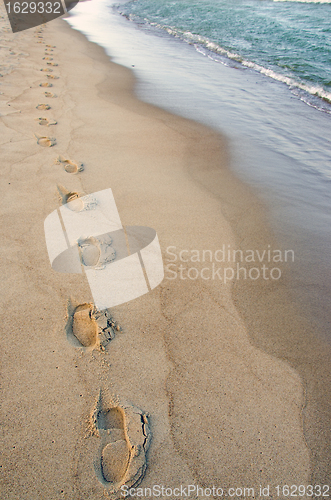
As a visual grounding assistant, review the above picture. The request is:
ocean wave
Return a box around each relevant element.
[117,8,331,114]
[154,24,331,108]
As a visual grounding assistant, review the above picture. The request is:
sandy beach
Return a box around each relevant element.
[1,6,330,499]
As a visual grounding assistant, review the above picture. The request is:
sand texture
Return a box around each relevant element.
[1,7,330,500]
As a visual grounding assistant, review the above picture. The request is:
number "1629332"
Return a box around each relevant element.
[5,2,62,14]
[275,485,329,497]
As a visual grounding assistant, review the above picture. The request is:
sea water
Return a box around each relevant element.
[66,0,331,338]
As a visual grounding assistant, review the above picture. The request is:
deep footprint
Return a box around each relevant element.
[65,299,121,350]
[92,394,152,493]
[68,302,99,349]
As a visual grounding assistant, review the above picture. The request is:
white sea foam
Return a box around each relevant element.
[147,24,331,111]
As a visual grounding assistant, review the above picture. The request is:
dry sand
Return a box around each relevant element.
[1,7,330,500]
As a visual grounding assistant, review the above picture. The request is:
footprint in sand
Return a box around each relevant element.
[41,68,53,72]
[34,133,56,147]
[44,91,57,98]
[67,302,99,349]
[66,300,121,350]
[57,184,98,213]
[36,103,51,110]
[47,75,59,80]
[46,45,56,48]
[43,57,53,61]
[55,155,84,174]
[92,395,151,492]
[47,62,58,66]
[35,117,57,126]
[78,235,116,270]
[39,82,53,88]
[57,184,82,205]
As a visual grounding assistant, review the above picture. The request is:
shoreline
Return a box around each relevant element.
[66,0,331,343]
[1,9,330,498]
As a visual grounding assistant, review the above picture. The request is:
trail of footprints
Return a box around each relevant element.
[33,27,151,493]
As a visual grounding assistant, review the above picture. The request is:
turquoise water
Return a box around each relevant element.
[117,0,331,112]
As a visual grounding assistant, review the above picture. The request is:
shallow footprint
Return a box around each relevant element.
[78,235,115,270]
[46,44,56,48]
[47,75,59,80]
[47,62,58,66]
[41,68,53,72]
[35,117,57,126]
[57,184,97,212]
[55,155,84,174]
[34,133,56,147]
[36,103,50,110]
[39,82,53,87]
[66,301,99,350]
[92,394,152,493]
[44,91,57,98]
[43,56,53,60]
